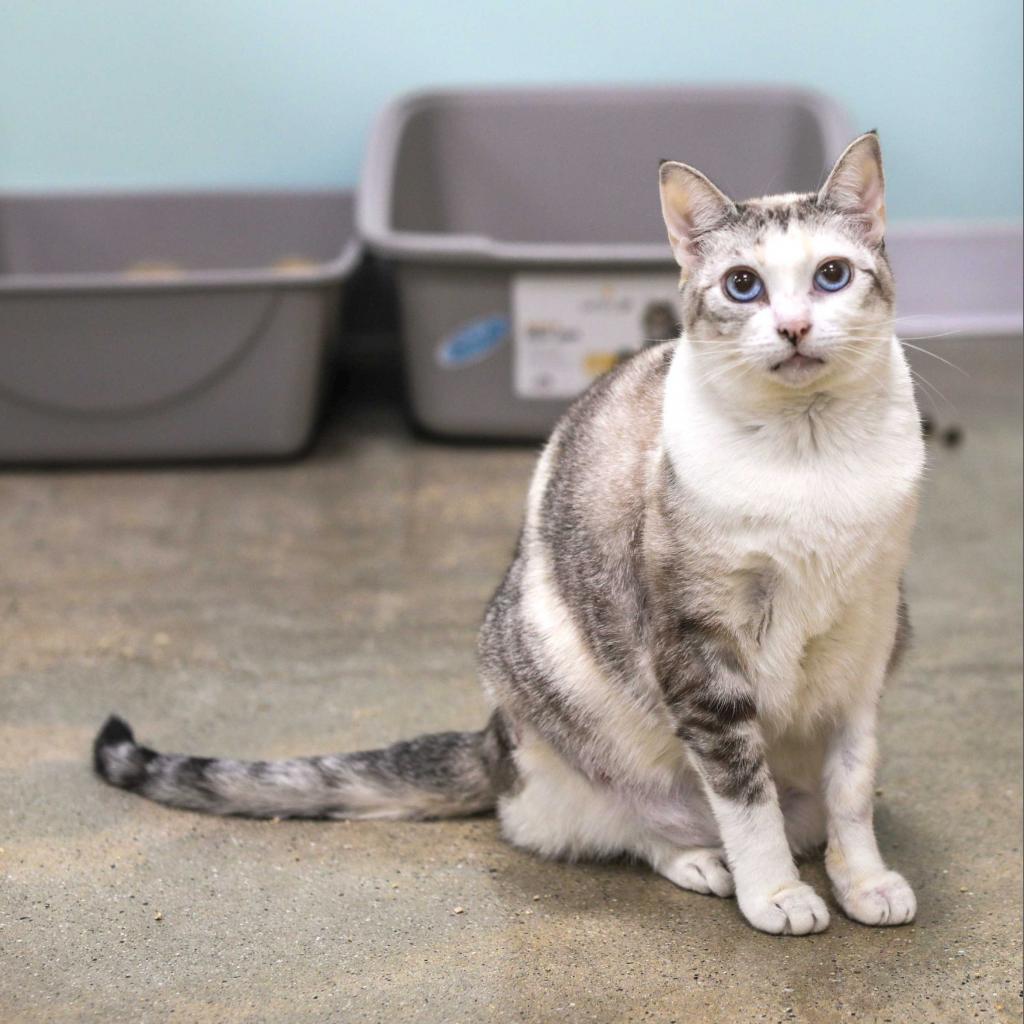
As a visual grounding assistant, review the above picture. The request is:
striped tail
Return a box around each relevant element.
[92,713,513,821]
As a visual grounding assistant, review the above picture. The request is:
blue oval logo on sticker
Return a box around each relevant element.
[436,314,509,369]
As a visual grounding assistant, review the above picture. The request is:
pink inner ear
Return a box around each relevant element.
[858,165,886,243]
[859,163,884,217]
[660,165,734,270]
[825,149,886,244]
[661,192,703,269]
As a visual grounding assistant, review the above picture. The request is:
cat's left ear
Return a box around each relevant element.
[659,161,736,273]
[818,132,887,245]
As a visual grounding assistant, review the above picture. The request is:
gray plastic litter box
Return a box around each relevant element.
[0,189,360,462]
[359,85,855,439]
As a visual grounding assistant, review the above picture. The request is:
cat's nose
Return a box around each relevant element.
[775,316,812,346]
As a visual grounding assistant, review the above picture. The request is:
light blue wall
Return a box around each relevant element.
[1,0,1020,221]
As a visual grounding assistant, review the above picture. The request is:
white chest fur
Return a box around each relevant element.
[662,339,924,730]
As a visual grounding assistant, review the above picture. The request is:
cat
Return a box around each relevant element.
[94,132,924,936]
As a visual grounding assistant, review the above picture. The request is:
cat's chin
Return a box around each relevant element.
[767,353,830,388]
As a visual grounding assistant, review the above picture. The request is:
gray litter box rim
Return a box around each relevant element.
[0,187,362,296]
[887,220,1024,337]
[357,83,855,266]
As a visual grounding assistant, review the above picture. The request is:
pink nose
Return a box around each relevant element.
[775,315,812,345]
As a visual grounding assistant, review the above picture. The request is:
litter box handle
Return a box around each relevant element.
[0,291,282,419]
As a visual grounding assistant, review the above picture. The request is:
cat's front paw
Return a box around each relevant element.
[835,870,916,927]
[739,881,830,935]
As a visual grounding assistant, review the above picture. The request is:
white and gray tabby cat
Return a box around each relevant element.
[95,132,924,936]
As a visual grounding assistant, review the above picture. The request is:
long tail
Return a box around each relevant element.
[93,713,514,821]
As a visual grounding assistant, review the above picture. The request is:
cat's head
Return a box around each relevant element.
[659,133,894,401]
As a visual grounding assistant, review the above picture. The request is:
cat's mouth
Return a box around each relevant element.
[771,353,826,373]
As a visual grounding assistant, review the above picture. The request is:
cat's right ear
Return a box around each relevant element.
[818,132,886,245]
[659,162,735,273]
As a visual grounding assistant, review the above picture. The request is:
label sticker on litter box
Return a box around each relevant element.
[436,314,510,369]
[513,274,682,399]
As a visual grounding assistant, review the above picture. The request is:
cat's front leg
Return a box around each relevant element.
[691,738,830,935]
[823,705,916,926]
[667,667,829,935]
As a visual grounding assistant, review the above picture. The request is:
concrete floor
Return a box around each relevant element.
[1,338,1021,1024]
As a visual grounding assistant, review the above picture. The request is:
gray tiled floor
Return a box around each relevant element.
[1,338,1021,1023]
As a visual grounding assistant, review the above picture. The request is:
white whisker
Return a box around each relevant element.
[897,342,969,376]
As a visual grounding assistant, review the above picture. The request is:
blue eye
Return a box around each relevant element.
[723,268,764,302]
[814,258,852,292]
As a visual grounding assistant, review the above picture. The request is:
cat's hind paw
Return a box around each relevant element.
[835,870,916,927]
[658,847,734,898]
[739,881,830,935]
